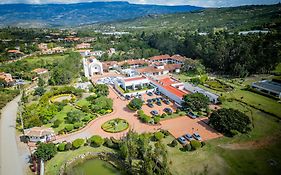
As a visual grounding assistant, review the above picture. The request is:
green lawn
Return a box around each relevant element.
[163,102,281,175]
[76,99,91,107]
[225,90,281,118]
[45,146,114,175]
[45,105,80,133]
[24,54,68,64]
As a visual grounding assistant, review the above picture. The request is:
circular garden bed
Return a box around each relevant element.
[101,118,129,133]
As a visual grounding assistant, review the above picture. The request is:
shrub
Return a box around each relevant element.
[161,113,167,118]
[82,116,91,122]
[170,139,178,147]
[154,116,160,124]
[65,142,72,150]
[128,98,143,111]
[72,138,84,149]
[65,124,74,132]
[89,135,104,147]
[154,131,164,141]
[201,141,206,147]
[190,140,201,150]
[160,130,170,136]
[57,143,66,151]
[104,138,114,148]
[140,114,151,123]
[58,129,65,135]
[53,119,62,128]
[74,122,83,129]
[184,144,192,151]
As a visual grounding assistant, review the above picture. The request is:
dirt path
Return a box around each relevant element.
[0,95,27,175]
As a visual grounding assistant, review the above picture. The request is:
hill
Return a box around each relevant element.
[0,1,202,28]
[103,4,281,32]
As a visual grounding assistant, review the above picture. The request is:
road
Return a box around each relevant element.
[0,95,26,175]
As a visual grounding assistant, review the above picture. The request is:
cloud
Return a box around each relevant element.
[0,0,280,7]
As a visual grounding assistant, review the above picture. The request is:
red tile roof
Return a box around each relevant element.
[163,85,187,98]
[149,54,170,61]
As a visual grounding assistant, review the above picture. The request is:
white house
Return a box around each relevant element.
[184,83,220,104]
[83,57,104,78]
[118,76,150,91]
[24,127,55,143]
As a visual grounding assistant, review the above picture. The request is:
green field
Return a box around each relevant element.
[225,90,281,118]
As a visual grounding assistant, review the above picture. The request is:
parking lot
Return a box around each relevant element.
[141,92,178,116]
[161,117,222,142]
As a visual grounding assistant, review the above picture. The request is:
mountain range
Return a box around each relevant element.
[0,1,202,28]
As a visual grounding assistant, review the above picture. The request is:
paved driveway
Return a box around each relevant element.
[0,96,25,175]
[55,87,160,143]
[56,86,221,143]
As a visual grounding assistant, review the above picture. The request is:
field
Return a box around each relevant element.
[225,90,281,118]
[164,103,281,175]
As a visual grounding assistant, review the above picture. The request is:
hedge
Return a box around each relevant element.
[65,124,74,132]
[154,131,164,141]
[190,140,202,150]
[72,139,84,149]
[89,135,104,147]
[57,143,66,151]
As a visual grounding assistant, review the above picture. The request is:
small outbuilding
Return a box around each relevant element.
[24,127,55,143]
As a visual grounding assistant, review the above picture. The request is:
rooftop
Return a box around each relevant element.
[123,76,147,82]
[252,80,281,93]
[24,127,54,137]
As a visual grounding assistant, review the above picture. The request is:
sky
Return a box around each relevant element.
[0,0,280,7]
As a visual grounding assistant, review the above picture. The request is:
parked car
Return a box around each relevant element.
[188,112,197,119]
[163,99,170,105]
[125,95,131,100]
[155,91,161,95]
[164,108,173,114]
[147,99,153,103]
[147,91,153,96]
[184,134,194,141]
[150,110,159,116]
[147,103,154,108]
[156,101,162,106]
[193,133,202,141]
[152,98,157,102]
[177,137,187,144]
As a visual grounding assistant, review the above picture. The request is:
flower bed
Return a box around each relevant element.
[101,118,129,133]
[50,94,76,103]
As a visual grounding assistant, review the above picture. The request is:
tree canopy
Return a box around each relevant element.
[183,93,210,111]
[34,143,57,161]
[128,98,143,110]
[209,108,251,136]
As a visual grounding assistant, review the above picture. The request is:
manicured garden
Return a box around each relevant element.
[21,84,113,134]
[101,118,129,133]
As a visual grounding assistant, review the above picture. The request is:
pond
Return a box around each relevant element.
[66,159,121,175]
